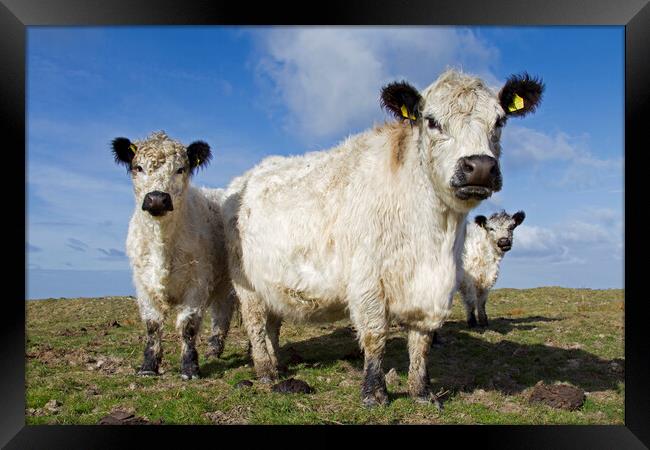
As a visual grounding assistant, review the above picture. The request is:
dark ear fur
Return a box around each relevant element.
[186,141,212,174]
[499,73,544,117]
[475,215,487,227]
[380,81,422,122]
[512,211,526,226]
[111,137,135,168]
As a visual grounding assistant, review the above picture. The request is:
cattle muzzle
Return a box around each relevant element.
[497,238,512,252]
[142,191,173,217]
[451,155,502,200]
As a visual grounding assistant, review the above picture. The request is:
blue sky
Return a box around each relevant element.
[26,26,624,299]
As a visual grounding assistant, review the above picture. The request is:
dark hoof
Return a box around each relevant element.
[271,378,314,394]
[413,392,444,411]
[362,391,389,408]
[467,314,478,328]
[478,318,489,328]
[258,375,276,384]
[234,380,254,389]
[207,336,225,359]
[180,372,200,380]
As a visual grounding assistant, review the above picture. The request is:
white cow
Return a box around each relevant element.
[223,70,544,405]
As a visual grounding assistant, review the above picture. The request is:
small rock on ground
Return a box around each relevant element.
[234,380,254,389]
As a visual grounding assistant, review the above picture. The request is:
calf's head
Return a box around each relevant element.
[475,210,525,253]
[111,131,211,218]
[381,70,544,213]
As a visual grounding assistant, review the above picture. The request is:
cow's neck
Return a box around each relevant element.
[135,202,187,263]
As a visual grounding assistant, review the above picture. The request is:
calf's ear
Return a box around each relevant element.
[187,141,212,174]
[112,137,137,168]
[475,215,487,227]
[512,211,526,226]
[380,81,422,123]
[499,73,544,117]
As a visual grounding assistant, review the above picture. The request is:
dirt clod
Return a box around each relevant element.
[529,382,585,410]
[271,378,315,394]
[99,408,161,425]
[234,380,254,389]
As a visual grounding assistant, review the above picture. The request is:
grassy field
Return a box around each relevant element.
[26,287,624,424]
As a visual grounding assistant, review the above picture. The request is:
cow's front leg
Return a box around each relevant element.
[139,318,163,376]
[460,286,478,328]
[177,308,202,380]
[349,288,389,407]
[407,328,440,408]
[476,289,489,327]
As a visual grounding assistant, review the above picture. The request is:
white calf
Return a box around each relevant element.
[112,131,236,380]
[459,210,525,327]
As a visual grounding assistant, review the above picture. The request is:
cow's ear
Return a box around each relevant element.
[187,140,212,174]
[380,81,422,123]
[112,137,136,168]
[512,211,526,227]
[475,215,487,227]
[499,73,544,117]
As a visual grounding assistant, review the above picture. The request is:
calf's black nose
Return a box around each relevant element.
[458,155,500,187]
[497,238,511,249]
[142,191,173,216]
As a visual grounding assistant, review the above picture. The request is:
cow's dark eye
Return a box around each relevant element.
[176,167,185,174]
[133,165,143,173]
[427,118,441,131]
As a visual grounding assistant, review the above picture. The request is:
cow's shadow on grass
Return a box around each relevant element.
[274,318,623,396]
[465,315,562,335]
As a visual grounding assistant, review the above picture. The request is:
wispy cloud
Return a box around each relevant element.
[96,248,127,261]
[26,243,42,253]
[66,238,89,252]
[253,27,498,141]
[501,125,623,190]
[511,207,623,264]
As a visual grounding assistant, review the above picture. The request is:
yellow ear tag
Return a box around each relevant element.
[196,158,201,166]
[508,93,525,112]
[400,104,416,121]
[129,143,137,154]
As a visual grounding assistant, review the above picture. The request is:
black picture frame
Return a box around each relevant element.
[3,0,647,447]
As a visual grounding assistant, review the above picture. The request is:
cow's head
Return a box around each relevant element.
[475,210,525,253]
[381,70,544,213]
[111,131,211,218]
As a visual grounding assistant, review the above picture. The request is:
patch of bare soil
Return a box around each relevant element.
[528,382,585,410]
[99,408,162,425]
[271,378,315,394]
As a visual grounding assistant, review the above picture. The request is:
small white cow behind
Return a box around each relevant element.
[112,131,236,380]
[459,210,526,328]
[223,70,543,406]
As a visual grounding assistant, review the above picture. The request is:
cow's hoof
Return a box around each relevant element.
[478,318,489,328]
[361,389,389,408]
[180,372,200,381]
[206,337,225,359]
[467,314,478,328]
[414,393,443,411]
[259,375,278,384]
[137,369,159,377]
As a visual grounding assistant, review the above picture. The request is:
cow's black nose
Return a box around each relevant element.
[458,155,500,187]
[142,191,173,216]
[497,238,511,249]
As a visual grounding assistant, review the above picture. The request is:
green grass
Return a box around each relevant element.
[26,287,624,424]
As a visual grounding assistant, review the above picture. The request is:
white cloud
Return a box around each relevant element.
[501,125,623,189]
[253,27,499,140]
[510,207,622,265]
